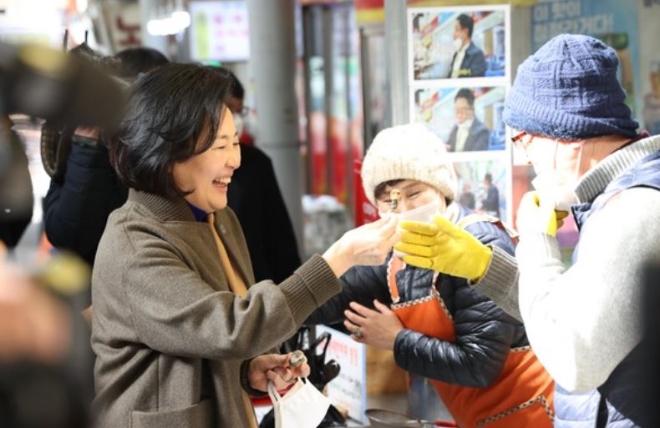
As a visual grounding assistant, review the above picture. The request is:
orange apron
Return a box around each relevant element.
[388,256,554,428]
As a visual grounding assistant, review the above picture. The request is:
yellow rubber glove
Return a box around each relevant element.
[394,215,493,282]
[516,191,568,237]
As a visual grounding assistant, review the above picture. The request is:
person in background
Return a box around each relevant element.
[114,46,169,80]
[220,68,302,283]
[458,182,475,209]
[42,45,169,309]
[92,63,398,428]
[446,88,490,152]
[448,13,486,79]
[395,34,658,427]
[480,172,500,218]
[307,124,554,428]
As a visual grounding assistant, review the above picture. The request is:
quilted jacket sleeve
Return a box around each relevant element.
[305,263,391,326]
[393,222,524,388]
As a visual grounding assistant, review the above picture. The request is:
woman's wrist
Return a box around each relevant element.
[240,358,268,397]
[321,240,351,278]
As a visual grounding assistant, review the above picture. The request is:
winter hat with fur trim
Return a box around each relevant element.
[361,124,457,206]
[504,34,639,139]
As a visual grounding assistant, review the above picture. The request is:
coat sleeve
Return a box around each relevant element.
[392,223,519,388]
[515,188,660,391]
[305,264,391,326]
[95,222,342,361]
[43,143,126,266]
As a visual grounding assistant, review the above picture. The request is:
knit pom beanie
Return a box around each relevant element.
[504,34,639,139]
[361,124,457,205]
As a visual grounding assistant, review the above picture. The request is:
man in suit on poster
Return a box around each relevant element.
[446,88,490,152]
[448,13,487,79]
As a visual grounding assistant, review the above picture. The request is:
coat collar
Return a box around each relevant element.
[128,190,197,222]
[574,135,660,204]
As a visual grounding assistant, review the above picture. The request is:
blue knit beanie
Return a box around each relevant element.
[504,34,639,139]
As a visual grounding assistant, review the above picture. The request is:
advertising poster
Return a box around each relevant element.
[407,4,512,224]
[408,6,509,83]
[412,85,506,152]
[453,156,511,223]
[315,325,368,424]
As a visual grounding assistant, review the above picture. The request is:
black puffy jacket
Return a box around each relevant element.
[307,204,529,388]
[43,142,128,269]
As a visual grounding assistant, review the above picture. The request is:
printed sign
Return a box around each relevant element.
[315,325,367,424]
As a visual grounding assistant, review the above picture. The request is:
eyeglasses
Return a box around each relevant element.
[510,131,528,150]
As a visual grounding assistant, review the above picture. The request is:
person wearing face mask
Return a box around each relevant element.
[447,13,486,79]
[446,88,490,152]
[306,124,554,428]
[395,34,659,427]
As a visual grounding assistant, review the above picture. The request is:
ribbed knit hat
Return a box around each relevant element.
[361,124,456,206]
[504,34,639,139]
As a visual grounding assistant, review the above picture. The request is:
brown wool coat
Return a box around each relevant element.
[91,190,340,428]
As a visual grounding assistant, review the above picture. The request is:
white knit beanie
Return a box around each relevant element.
[361,124,457,206]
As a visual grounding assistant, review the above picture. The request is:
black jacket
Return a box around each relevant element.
[43,142,128,268]
[0,128,33,248]
[307,205,528,387]
[447,42,487,78]
[227,144,301,283]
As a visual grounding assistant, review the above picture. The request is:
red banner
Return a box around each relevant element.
[353,159,380,227]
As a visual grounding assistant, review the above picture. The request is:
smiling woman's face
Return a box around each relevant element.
[375,180,442,214]
[172,108,241,213]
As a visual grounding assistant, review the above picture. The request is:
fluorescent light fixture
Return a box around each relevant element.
[147,10,191,36]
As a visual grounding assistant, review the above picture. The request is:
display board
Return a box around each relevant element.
[188,1,250,62]
[407,5,513,224]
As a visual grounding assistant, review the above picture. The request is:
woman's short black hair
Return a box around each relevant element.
[109,63,232,197]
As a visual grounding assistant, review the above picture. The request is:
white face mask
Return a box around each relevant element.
[453,37,464,52]
[378,197,446,224]
[268,378,330,428]
[530,140,584,212]
[531,172,578,212]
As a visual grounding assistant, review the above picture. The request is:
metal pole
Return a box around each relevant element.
[246,0,304,257]
[384,0,409,126]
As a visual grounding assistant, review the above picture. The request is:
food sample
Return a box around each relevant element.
[390,189,402,211]
[289,350,307,368]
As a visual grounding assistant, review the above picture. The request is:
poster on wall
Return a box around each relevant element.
[408,5,510,84]
[407,4,513,224]
[411,85,506,153]
[453,155,511,223]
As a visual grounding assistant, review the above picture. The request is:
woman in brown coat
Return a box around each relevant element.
[91,64,398,428]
